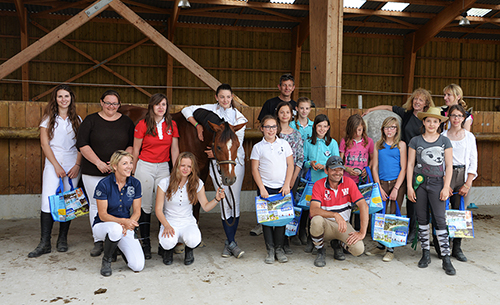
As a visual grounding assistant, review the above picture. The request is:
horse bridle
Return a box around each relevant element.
[210,140,237,227]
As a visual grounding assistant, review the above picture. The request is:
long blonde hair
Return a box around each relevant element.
[402,88,435,112]
[166,152,200,205]
[443,83,467,108]
[293,97,312,130]
[376,117,401,150]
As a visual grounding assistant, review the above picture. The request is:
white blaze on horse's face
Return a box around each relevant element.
[226,139,233,173]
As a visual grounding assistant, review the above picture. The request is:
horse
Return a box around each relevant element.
[118,105,246,221]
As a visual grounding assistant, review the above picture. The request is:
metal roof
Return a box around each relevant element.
[0,0,499,41]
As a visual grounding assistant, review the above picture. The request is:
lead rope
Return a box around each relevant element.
[209,160,236,227]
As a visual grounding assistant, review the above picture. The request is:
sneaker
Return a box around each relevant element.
[365,246,386,256]
[382,251,394,262]
[221,240,232,258]
[250,224,263,236]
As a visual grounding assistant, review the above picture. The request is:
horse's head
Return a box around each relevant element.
[208,121,246,186]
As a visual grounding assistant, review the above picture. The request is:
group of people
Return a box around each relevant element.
[28,75,477,278]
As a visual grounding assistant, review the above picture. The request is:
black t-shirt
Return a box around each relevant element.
[76,113,135,176]
[392,105,422,145]
[257,96,297,122]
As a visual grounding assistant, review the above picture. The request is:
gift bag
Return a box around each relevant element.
[446,194,474,238]
[296,169,313,210]
[353,182,384,214]
[285,207,302,237]
[49,178,89,222]
[255,193,294,227]
[371,200,409,248]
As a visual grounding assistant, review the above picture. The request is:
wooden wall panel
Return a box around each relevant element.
[0,102,9,194]
[25,102,42,193]
[9,102,26,194]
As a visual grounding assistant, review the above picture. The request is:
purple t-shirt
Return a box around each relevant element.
[339,137,374,184]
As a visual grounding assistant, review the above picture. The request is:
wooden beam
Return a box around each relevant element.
[20,8,29,101]
[14,0,26,31]
[170,0,181,40]
[31,0,90,19]
[310,0,343,108]
[0,0,110,80]
[183,10,300,22]
[377,15,419,29]
[250,7,301,22]
[402,32,416,101]
[30,20,152,100]
[109,0,248,107]
[413,0,476,52]
[297,15,310,47]
[188,0,308,10]
[344,8,435,19]
[291,25,302,101]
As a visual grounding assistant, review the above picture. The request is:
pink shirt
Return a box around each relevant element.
[339,137,374,184]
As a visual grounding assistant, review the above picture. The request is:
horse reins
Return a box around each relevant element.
[210,144,237,227]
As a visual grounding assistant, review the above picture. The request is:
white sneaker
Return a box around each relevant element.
[365,247,386,256]
[383,251,394,262]
[250,224,263,236]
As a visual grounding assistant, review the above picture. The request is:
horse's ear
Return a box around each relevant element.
[231,122,247,132]
[208,121,223,132]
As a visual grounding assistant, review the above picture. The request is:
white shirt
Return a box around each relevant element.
[40,115,80,161]
[181,103,247,165]
[442,129,478,181]
[250,137,293,189]
[158,177,204,225]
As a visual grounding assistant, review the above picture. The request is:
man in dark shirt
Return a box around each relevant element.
[257,73,297,122]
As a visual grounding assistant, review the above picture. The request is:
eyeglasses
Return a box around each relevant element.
[263,125,277,130]
[103,101,120,107]
[450,114,464,118]
[384,126,397,130]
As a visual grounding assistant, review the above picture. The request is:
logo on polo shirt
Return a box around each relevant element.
[342,188,349,196]
[167,128,172,135]
[126,186,135,198]
[324,151,331,157]
[324,189,331,201]
[95,190,102,197]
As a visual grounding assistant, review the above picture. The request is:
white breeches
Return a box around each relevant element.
[93,222,145,272]
[209,159,244,220]
[82,174,105,242]
[158,222,201,250]
[134,159,170,214]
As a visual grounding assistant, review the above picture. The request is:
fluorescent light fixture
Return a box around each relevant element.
[343,0,366,9]
[467,8,491,17]
[381,2,409,12]
[270,0,295,4]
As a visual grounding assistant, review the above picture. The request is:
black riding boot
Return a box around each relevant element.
[139,210,151,260]
[162,246,174,265]
[56,221,71,252]
[100,235,119,277]
[263,225,275,264]
[28,212,54,258]
[184,246,195,265]
[406,201,417,245]
[274,226,288,263]
[452,238,467,262]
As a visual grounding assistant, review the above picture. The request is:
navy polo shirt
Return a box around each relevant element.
[93,173,142,226]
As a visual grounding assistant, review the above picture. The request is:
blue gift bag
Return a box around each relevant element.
[285,207,302,237]
[446,194,474,238]
[371,200,409,248]
[353,182,384,214]
[296,169,313,210]
[49,178,89,222]
[255,193,294,227]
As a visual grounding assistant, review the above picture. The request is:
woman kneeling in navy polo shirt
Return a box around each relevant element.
[93,150,144,276]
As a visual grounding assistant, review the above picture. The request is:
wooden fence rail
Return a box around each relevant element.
[1,101,498,195]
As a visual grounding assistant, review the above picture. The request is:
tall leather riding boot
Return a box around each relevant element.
[263,225,275,264]
[184,246,195,265]
[101,235,119,277]
[56,221,71,252]
[28,212,54,258]
[139,209,151,259]
[406,201,417,244]
[452,238,467,262]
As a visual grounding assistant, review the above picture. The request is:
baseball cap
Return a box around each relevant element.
[326,155,345,170]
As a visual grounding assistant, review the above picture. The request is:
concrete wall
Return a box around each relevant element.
[1,188,499,220]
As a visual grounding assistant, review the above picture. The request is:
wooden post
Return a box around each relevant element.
[20,7,29,101]
[309,0,343,108]
[0,0,111,80]
[291,26,302,101]
[402,32,416,103]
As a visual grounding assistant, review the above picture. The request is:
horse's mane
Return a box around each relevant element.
[219,121,238,144]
